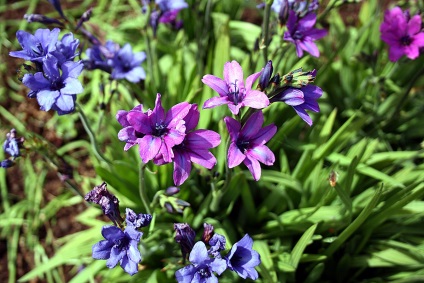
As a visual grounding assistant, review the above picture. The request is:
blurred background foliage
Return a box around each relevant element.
[1,0,424,282]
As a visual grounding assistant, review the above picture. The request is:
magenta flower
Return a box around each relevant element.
[127,94,190,163]
[171,104,221,186]
[224,111,276,181]
[116,105,145,151]
[380,7,424,62]
[284,11,327,57]
[202,61,269,115]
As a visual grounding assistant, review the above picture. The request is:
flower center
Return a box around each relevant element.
[401,35,411,46]
[236,140,250,152]
[293,30,304,40]
[51,79,65,91]
[198,267,211,278]
[229,80,242,105]
[114,237,129,250]
[154,122,167,137]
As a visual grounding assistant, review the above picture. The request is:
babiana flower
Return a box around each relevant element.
[380,6,424,62]
[283,11,327,57]
[92,226,143,276]
[225,234,261,280]
[109,43,146,83]
[225,111,276,181]
[202,60,269,115]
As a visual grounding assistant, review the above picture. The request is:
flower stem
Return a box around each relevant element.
[76,103,111,165]
[139,162,152,215]
[262,0,273,62]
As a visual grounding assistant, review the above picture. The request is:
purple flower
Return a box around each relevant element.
[109,43,146,83]
[171,104,221,186]
[23,14,64,26]
[9,28,60,63]
[125,208,152,229]
[85,40,118,72]
[225,234,261,280]
[202,60,269,115]
[22,55,83,115]
[224,111,276,181]
[202,223,214,244]
[283,11,327,57]
[92,225,142,276]
[175,241,227,283]
[84,182,123,226]
[380,7,424,62]
[51,33,80,65]
[174,223,196,261]
[271,84,322,126]
[0,159,14,168]
[127,93,190,163]
[117,105,145,151]
[208,234,226,258]
[3,129,24,158]
[258,60,273,91]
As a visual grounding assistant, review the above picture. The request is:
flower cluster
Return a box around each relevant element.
[380,6,424,62]
[1,129,24,168]
[117,94,221,186]
[85,41,146,83]
[85,182,152,276]
[174,223,261,282]
[9,28,83,115]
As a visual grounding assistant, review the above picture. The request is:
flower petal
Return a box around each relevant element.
[61,77,83,94]
[173,150,192,186]
[240,111,263,140]
[37,90,60,111]
[228,142,245,168]
[250,124,277,145]
[189,242,209,264]
[247,145,275,166]
[243,155,262,181]
[203,96,230,109]
[138,135,162,163]
[185,130,221,149]
[202,75,229,97]
[224,116,241,142]
[223,61,244,90]
[92,240,113,259]
[242,90,269,110]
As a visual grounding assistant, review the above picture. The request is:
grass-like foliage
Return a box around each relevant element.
[1,0,424,282]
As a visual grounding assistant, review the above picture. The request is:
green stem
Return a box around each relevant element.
[262,1,273,62]
[139,162,152,215]
[76,103,111,165]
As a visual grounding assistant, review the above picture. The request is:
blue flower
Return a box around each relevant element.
[208,234,226,258]
[270,83,322,126]
[109,43,146,83]
[225,234,261,280]
[22,55,83,115]
[125,208,152,229]
[175,241,227,283]
[9,28,60,63]
[85,40,118,72]
[51,33,80,65]
[92,225,143,276]
[3,129,24,158]
[0,159,14,168]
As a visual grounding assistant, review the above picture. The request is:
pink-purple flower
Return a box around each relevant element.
[284,11,327,57]
[202,61,269,115]
[380,6,424,62]
[224,111,276,181]
[126,94,190,163]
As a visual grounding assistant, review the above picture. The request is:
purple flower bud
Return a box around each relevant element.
[258,60,273,91]
[84,182,123,226]
[0,159,14,168]
[24,14,64,26]
[165,202,174,213]
[174,223,196,261]
[202,223,214,244]
[209,233,226,258]
[165,186,180,196]
[75,7,93,31]
[125,208,152,229]
[48,0,66,19]
[3,129,24,158]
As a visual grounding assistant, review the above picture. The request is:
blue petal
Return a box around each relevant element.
[92,240,113,259]
[37,90,60,111]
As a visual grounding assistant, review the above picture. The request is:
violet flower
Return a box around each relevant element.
[84,182,123,226]
[380,6,424,62]
[116,105,145,151]
[9,28,60,64]
[85,40,118,72]
[224,111,276,181]
[202,60,269,115]
[3,129,24,158]
[127,93,190,163]
[109,43,146,83]
[22,55,83,115]
[171,104,221,186]
[271,84,322,126]
[208,234,226,258]
[51,33,80,65]
[0,160,14,168]
[174,223,196,261]
[125,208,152,229]
[92,226,142,276]
[175,241,227,283]
[283,11,327,57]
[225,234,261,280]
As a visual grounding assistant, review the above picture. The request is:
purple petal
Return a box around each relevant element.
[62,61,84,78]
[202,75,229,97]
[245,70,262,92]
[127,111,152,134]
[250,124,277,145]
[184,104,200,132]
[185,130,221,149]
[107,246,125,268]
[224,116,241,142]
[278,89,305,106]
[37,90,60,111]
[189,149,217,169]
[223,61,244,90]
[408,15,422,35]
[243,155,262,181]
[228,142,245,168]
[240,111,263,140]
[203,96,230,109]
[298,12,317,29]
[92,240,113,259]
[102,226,124,241]
[22,73,50,90]
[166,102,191,128]
[292,106,313,126]
[116,110,130,127]
[118,127,135,142]
[55,94,75,113]
[138,135,162,163]
[242,90,270,110]
[61,77,83,94]
[175,265,196,283]
[299,40,320,57]
[247,145,275,166]
[120,255,138,276]
[151,93,165,126]
[189,242,210,264]
[173,151,192,186]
